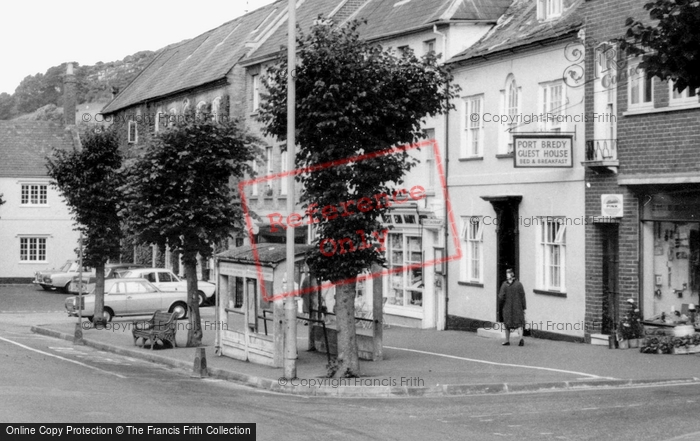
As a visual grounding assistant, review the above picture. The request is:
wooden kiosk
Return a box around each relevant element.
[215,244,311,367]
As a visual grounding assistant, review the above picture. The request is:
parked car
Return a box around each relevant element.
[65,278,188,322]
[120,268,216,306]
[67,263,146,294]
[33,260,92,293]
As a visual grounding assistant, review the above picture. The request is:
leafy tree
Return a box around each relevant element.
[0,93,16,120]
[46,127,125,324]
[121,117,263,347]
[621,0,700,93]
[258,18,457,377]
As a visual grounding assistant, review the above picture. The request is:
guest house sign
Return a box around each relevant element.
[513,135,573,168]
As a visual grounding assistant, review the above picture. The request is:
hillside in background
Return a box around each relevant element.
[0,50,157,120]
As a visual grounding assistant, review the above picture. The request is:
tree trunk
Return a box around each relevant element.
[93,265,106,326]
[184,253,202,347]
[332,282,360,378]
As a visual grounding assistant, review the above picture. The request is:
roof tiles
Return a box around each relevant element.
[0,121,76,178]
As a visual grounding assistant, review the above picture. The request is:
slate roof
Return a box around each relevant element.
[0,121,77,178]
[101,1,282,114]
[217,243,312,266]
[447,0,584,64]
[102,0,514,112]
[354,0,513,40]
[245,0,512,63]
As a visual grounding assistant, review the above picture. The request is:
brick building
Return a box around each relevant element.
[583,0,700,341]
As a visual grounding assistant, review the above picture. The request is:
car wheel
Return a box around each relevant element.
[197,291,207,307]
[90,309,113,323]
[62,282,72,294]
[171,302,187,320]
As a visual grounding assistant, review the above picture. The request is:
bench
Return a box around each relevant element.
[132,310,178,350]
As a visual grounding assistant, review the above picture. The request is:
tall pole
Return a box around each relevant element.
[284,0,297,379]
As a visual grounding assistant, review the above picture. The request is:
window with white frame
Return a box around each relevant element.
[251,160,259,197]
[461,217,483,283]
[21,184,47,205]
[212,96,222,121]
[424,39,435,56]
[537,0,562,20]
[252,74,260,112]
[20,237,46,261]
[499,76,519,154]
[539,218,566,291]
[669,81,698,105]
[628,61,653,109]
[424,128,436,192]
[541,80,566,132]
[264,146,273,196]
[280,150,288,195]
[127,120,138,144]
[462,95,483,158]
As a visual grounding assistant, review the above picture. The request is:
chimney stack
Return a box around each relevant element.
[64,63,76,126]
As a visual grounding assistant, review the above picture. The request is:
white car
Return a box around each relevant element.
[120,268,216,306]
[65,278,188,322]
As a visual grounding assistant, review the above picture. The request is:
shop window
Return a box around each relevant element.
[650,222,700,319]
[385,233,423,307]
[539,218,566,291]
[21,184,47,205]
[20,237,46,261]
[461,217,483,283]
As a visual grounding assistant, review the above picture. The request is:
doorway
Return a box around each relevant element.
[481,196,522,320]
[601,225,619,335]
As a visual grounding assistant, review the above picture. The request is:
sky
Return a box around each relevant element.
[0,0,280,95]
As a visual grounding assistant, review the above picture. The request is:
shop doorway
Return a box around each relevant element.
[601,225,619,335]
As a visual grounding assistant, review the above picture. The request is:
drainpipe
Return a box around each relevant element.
[433,24,450,330]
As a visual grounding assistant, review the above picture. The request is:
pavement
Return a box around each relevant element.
[30,308,700,398]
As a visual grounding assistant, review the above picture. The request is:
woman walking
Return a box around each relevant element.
[498,268,527,346]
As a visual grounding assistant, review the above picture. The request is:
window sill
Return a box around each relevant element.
[533,289,567,298]
[19,261,48,264]
[496,154,514,159]
[458,156,483,162]
[623,102,700,116]
[458,281,484,288]
[20,205,50,208]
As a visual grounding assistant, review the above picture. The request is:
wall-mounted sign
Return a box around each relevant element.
[513,135,574,168]
[601,194,624,218]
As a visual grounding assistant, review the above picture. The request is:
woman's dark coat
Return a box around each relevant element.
[498,279,526,329]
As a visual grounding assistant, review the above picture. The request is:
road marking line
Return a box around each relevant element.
[384,346,611,379]
[0,335,128,379]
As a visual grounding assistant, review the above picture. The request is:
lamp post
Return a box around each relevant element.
[283,0,297,380]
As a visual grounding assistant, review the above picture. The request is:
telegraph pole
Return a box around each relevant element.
[283,0,297,380]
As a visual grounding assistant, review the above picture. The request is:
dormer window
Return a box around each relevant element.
[537,0,562,20]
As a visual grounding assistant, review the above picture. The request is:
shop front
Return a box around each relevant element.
[640,187,700,326]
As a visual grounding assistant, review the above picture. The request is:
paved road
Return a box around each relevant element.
[3,284,700,440]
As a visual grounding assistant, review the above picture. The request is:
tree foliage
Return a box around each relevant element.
[621,0,700,93]
[46,127,125,323]
[121,117,263,346]
[258,18,457,377]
